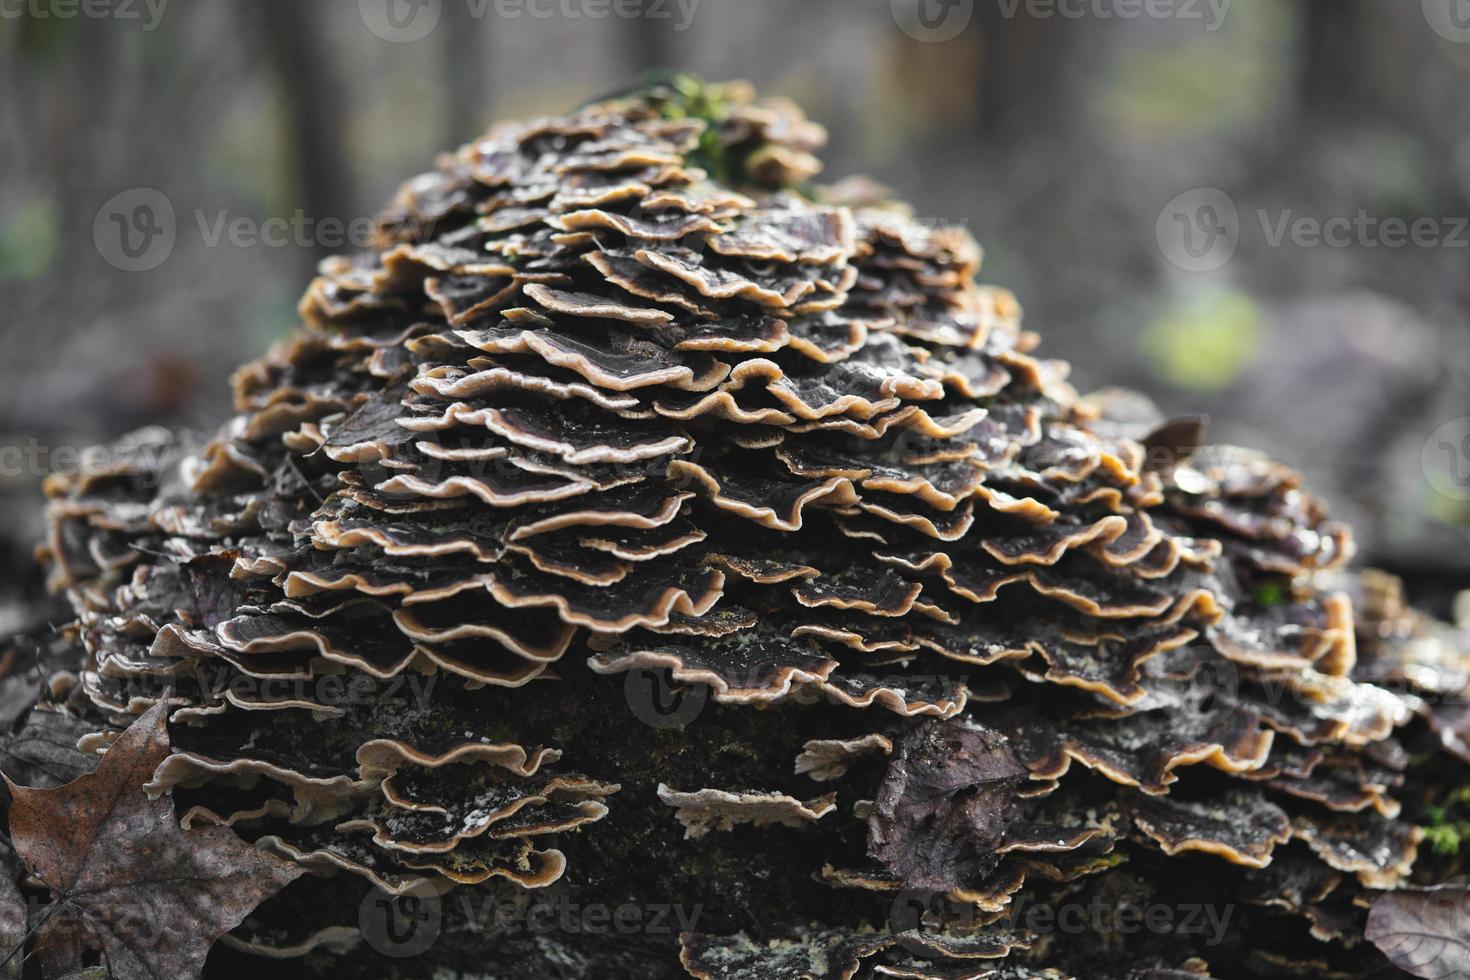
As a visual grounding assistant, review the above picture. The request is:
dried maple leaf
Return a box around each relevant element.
[1366,884,1470,980]
[3,700,302,979]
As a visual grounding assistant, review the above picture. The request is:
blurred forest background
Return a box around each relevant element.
[2,0,1469,615]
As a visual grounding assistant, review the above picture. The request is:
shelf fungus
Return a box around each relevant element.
[19,77,1470,978]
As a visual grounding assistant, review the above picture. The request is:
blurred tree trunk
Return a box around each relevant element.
[442,1,484,146]
[973,5,1078,138]
[255,0,352,271]
[1298,0,1371,119]
[622,2,675,77]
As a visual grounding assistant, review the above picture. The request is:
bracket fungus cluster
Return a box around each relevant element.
[22,78,1470,978]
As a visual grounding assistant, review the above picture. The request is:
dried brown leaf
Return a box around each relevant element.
[1366,885,1470,979]
[4,701,302,980]
[868,720,1025,891]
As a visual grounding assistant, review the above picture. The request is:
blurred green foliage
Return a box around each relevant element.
[1142,287,1262,392]
[0,198,59,283]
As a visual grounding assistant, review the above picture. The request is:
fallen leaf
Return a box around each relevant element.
[867,719,1025,891]
[1366,884,1470,979]
[182,552,246,630]
[0,708,98,790]
[0,841,25,980]
[4,700,302,979]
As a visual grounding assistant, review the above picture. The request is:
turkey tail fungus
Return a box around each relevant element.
[12,76,1470,979]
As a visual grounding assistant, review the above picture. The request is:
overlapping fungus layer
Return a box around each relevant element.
[36,80,1470,978]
